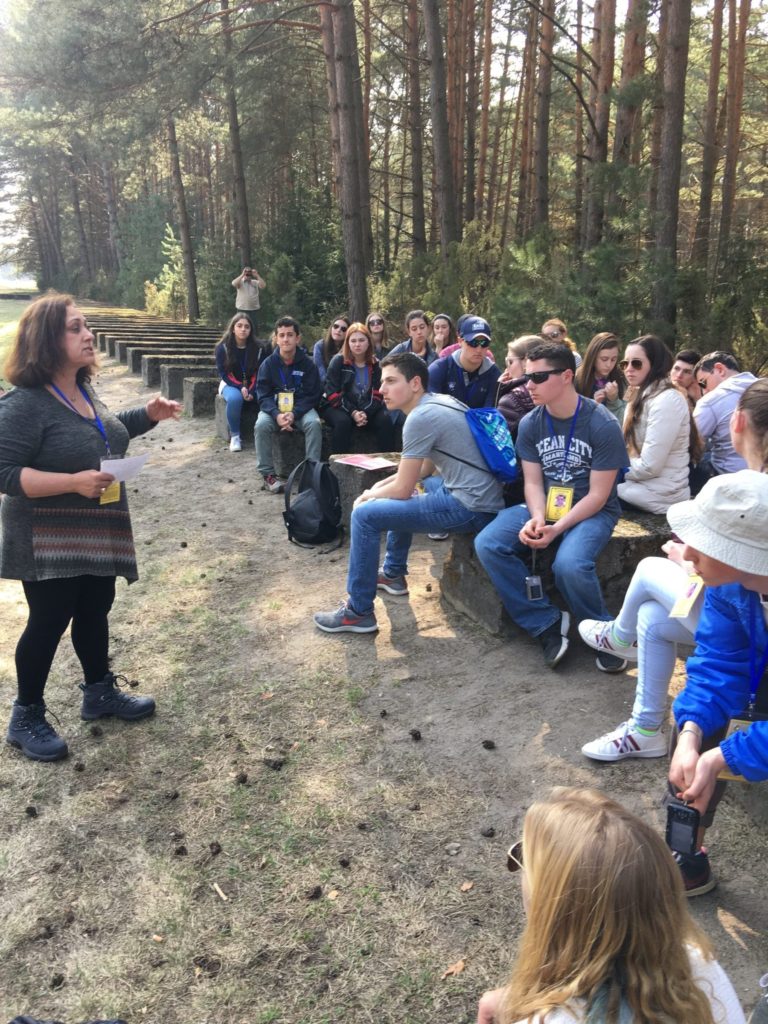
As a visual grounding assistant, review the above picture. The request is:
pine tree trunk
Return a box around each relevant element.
[649,0,692,335]
[716,0,751,273]
[516,4,538,241]
[406,0,427,252]
[331,0,369,317]
[221,0,252,268]
[463,0,477,223]
[68,155,92,283]
[318,4,342,197]
[488,13,513,226]
[101,160,124,274]
[648,0,669,223]
[691,0,724,267]
[533,0,555,230]
[423,0,459,250]
[166,117,200,322]
[474,0,493,216]
[574,0,585,249]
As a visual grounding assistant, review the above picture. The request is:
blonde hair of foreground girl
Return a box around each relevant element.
[496,788,716,1024]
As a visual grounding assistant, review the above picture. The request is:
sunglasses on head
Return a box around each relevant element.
[619,358,644,371]
[332,322,348,331]
[506,840,523,872]
[465,336,490,348]
[524,368,566,385]
[544,329,564,339]
[368,318,384,326]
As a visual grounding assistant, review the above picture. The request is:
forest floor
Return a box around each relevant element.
[0,356,766,1024]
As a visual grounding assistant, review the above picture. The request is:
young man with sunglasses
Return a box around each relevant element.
[313,351,504,633]
[427,316,500,409]
[474,343,629,669]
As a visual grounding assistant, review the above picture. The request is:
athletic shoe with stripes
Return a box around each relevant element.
[581,720,667,762]
[578,618,638,660]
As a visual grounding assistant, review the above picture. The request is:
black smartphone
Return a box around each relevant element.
[525,574,544,601]
[665,802,700,856]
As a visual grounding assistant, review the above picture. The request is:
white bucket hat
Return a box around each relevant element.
[666,470,768,577]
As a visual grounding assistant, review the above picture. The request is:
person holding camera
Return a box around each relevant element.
[231,266,266,337]
[662,469,768,897]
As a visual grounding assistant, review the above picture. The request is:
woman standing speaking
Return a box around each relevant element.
[0,293,181,762]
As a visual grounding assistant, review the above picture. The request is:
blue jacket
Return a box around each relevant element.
[428,351,501,408]
[388,339,439,366]
[256,347,322,421]
[674,583,768,781]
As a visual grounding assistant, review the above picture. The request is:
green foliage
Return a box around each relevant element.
[117,197,171,310]
[145,225,187,320]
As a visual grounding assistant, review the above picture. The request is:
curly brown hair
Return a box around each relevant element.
[3,292,93,388]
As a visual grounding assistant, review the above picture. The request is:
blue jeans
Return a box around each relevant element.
[221,384,250,436]
[474,503,617,637]
[347,476,497,615]
[255,409,323,476]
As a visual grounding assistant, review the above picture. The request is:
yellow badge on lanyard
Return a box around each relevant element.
[669,575,705,618]
[545,485,574,522]
[277,391,294,413]
[99,481,120,504]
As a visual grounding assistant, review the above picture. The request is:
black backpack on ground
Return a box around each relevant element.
[283,459,343,548]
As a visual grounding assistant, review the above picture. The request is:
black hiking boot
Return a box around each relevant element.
[6,701,68,761]
[80,673,156,721]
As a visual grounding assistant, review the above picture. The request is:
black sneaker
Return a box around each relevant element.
[538,610,570,668]
[6,701,68,761]
[673,848,717,897]
[80,673,156,721]
[596,651,628,673]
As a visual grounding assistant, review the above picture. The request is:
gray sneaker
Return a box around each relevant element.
[80,673,156,721]
[538,610,571,668]
[263,473,284,494]
[376,570,409,596]
[6,701,68,761]
[314,602,379,633]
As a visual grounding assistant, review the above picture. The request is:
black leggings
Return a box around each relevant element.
[322,405,395,454]
[16,575,116,705]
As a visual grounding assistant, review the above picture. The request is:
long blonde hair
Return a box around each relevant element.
[499,788,715,1024]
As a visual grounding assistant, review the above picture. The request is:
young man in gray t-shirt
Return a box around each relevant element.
[474,343,629,671]
[314,352,504,634]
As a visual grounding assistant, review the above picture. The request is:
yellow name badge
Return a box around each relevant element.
[669,574,705,618]
[545,485,574,523]
[99,481,121,505]
[277,391,294,413]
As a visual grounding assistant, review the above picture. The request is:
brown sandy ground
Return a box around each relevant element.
[0,356,765,1023]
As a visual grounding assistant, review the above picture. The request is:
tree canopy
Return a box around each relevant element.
[0,0,766,362]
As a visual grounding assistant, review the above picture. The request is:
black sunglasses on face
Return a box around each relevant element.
[332,323,348,331]
[619,358,646,371]
[368,318,384,326]
[507,840,524,872]
[465,337,490,348]
[524,368,566,385]
[698,378,710,389]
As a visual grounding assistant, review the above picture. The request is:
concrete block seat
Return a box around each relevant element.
[141,353,215,388]
[183,377,220,417]
[329,454,399,528]
[440,512,671,636]
[161,365,218,401]
[120,338,213,365]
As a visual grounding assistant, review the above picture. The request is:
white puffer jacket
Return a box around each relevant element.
[617,385,691,514]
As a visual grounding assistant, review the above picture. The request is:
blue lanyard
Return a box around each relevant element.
[277,362,294,391]
[50,383,112,457]
[749,592,768,708]
[354,364,369,391]
[544,396,582,483]
[237,348,248,380]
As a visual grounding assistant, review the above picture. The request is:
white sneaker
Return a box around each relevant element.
[578,619,638,660]
[229,435,242,452]
[581,721,666,762]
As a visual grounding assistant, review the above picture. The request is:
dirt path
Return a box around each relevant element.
[0,356,766,1022]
